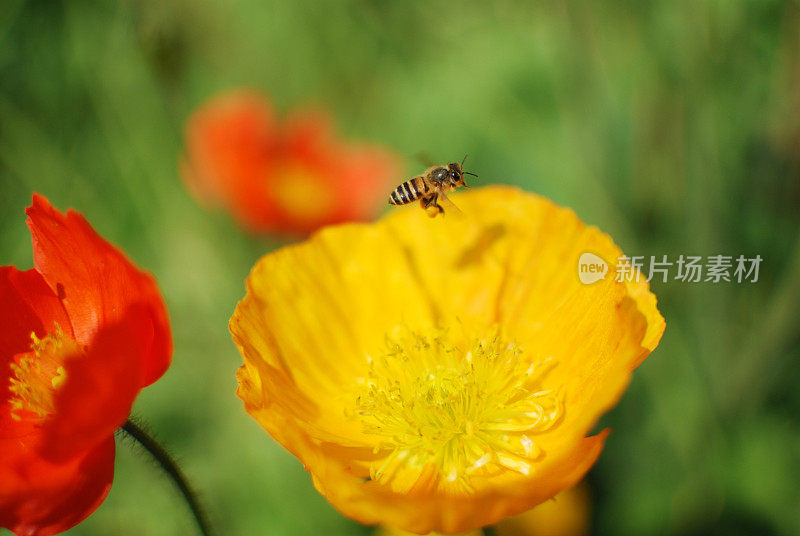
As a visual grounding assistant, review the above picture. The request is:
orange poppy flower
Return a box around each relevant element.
[231,186,665,534]
[0,195,172,535]
[181,90,401,234]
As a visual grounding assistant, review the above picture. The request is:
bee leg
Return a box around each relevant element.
[422,194,444,218]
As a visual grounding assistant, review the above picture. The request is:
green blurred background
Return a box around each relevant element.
[2,1,799,535]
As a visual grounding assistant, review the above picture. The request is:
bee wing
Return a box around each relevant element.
[437,190,464,217]
[413,152,435,167]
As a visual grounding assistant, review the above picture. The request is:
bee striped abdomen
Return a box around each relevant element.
[389,177,426,205]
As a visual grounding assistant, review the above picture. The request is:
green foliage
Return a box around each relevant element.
[1,1,798,534]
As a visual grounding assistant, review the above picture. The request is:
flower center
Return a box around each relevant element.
[354,326,562,492]
[268,162,336,223]
[8,324,81,422]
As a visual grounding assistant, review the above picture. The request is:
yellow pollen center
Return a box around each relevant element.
[268,163,336,223]
[8,324,80,422]
[353,326,562,492]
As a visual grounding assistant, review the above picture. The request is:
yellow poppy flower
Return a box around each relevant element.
[231,186,665,534]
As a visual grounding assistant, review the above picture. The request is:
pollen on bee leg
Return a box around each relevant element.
[351,325,563,493]
[8,324,82,422]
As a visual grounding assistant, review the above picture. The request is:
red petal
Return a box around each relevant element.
[0,267,72,445]
[336,146,401,220]
[40,312,147,462]
[281,110,336,162]
[182,90,279,230]
[25,194,172,387]
[0,436,114,536]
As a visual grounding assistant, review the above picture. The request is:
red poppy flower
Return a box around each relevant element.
[0,195,172,535]
[181,89,401,234]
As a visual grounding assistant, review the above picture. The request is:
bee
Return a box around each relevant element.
[388,156,477,217]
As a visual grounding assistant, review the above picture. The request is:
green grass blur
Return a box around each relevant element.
[1,1,799,535]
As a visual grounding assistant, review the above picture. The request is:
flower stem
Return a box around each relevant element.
[121,419,214,536]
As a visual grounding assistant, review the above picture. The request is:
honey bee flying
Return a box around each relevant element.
[388,155,477,217]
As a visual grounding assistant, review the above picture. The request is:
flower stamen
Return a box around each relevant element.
[353,326,562,492]
[8,324,81,422]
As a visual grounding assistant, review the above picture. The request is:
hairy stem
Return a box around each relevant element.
[121,419,214,536]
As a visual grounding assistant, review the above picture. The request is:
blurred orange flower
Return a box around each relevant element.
[231,187,664,534]
[181,90,401,234]
[0,195,172,535]
[376,526,482,536]
[374,482,588,536]
[496,483,590,536]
